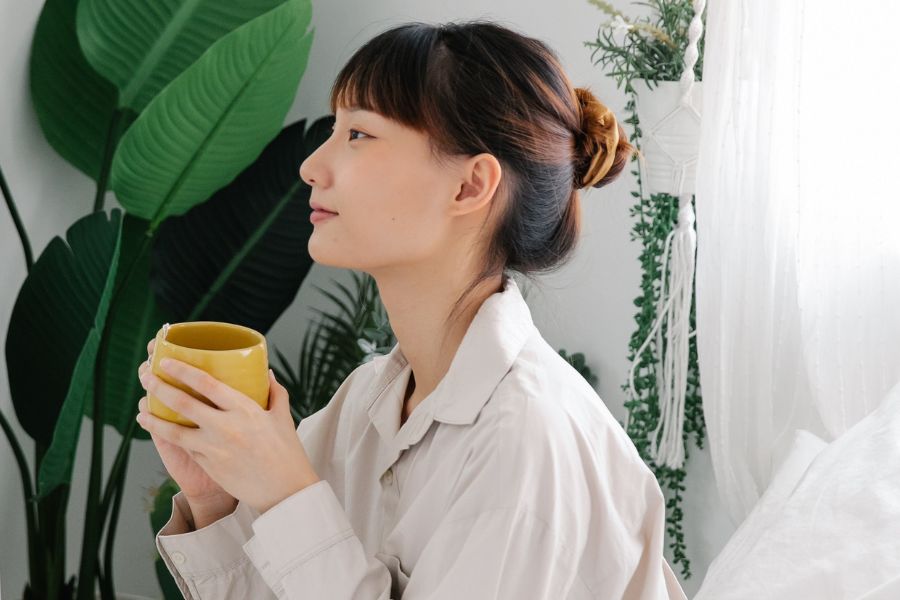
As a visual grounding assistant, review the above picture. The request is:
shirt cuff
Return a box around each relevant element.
[156,490,260,577]
[242,479,355,586]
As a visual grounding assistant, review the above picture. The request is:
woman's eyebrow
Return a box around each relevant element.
[335,107,387,130]
[337,105,369,115]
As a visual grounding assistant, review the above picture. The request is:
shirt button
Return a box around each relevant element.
[384,469,394,485]
[171,551,186,565]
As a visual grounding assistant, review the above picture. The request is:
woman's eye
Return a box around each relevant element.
[328,125,370,142]
[348,129,369,141]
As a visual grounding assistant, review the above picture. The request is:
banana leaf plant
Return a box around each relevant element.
[0,0,323,597]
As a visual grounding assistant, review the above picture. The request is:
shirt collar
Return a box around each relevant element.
[364,274,536,446]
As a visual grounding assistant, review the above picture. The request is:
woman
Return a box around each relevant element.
[136,19,687,599]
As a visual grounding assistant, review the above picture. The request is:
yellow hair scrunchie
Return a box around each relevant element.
[574,88,620,189]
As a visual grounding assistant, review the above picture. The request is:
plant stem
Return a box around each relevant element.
[97,559,107,597]
[100,441,130,600]
[75,328,109,600]
[93,110,127,213]
[0,164,34,271]
[0,410,40,590]
[34,444,47,597]
[74,123,127,597]
[76,230,152,599]
[35,442,69,600]
[99,418,138,519]
[55,484,71,597]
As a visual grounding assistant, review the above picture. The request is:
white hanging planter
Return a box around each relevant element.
[631,78,703,197]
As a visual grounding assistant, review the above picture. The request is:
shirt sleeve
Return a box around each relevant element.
[155,490,278,599]
[156,365,365,600]
[242,478,393,597]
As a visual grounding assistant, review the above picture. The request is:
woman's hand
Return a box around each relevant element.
[138,339,231,506]
[136,340,321,515]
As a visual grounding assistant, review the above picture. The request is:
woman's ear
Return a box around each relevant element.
[452,152,503,216]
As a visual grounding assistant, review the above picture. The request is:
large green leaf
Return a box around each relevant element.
[90,214,175,440]
[3,209,122,500]
[6,210,122,449]
[76,0,287,112]
[150,117,329,334]
[109,0,314,230]
[29,0,133,181]
[36,209,122,499]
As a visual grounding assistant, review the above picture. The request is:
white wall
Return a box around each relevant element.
[0,0,734,597]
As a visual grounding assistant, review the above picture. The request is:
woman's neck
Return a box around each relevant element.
[374,268,504,424]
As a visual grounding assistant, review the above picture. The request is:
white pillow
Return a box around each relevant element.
[695,379,900,600]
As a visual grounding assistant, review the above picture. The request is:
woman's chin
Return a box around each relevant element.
[307,245,349,270]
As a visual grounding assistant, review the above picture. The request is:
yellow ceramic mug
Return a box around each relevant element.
[147,321,269,427]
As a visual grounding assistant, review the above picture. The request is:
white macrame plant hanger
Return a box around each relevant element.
[626,0,707,470]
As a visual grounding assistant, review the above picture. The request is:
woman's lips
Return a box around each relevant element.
[310,209,338,224]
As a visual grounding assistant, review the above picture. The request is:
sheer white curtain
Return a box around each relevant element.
[694,0,900,595]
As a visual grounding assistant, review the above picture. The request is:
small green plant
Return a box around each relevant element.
[585,0,705,90]
[272,270,397,424]
[558,349,598,388]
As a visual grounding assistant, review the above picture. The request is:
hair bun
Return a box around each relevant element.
[573,87,621,189]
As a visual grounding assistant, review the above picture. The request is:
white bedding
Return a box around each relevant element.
[695,380,900,599]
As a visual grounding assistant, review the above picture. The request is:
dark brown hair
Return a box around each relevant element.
[329,20,638,337]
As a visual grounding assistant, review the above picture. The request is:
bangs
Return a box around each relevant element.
[328,23,440,132]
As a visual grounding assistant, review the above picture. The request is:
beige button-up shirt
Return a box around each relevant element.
[156,275,687,599]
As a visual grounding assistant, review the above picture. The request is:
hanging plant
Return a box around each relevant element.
[584,0,707,580]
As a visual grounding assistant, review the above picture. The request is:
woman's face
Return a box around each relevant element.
[299,106,501,276]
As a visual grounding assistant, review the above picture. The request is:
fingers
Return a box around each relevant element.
[267,370,290,415]
[156,359,247,411]
[138,338,155,380]
[139,370,222,427]
[136,408,203,452]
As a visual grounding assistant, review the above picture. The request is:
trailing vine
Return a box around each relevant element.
[584,0,707,580]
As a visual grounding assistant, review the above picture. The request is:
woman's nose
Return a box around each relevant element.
[299,148,329,188]
[299,157,315,187]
